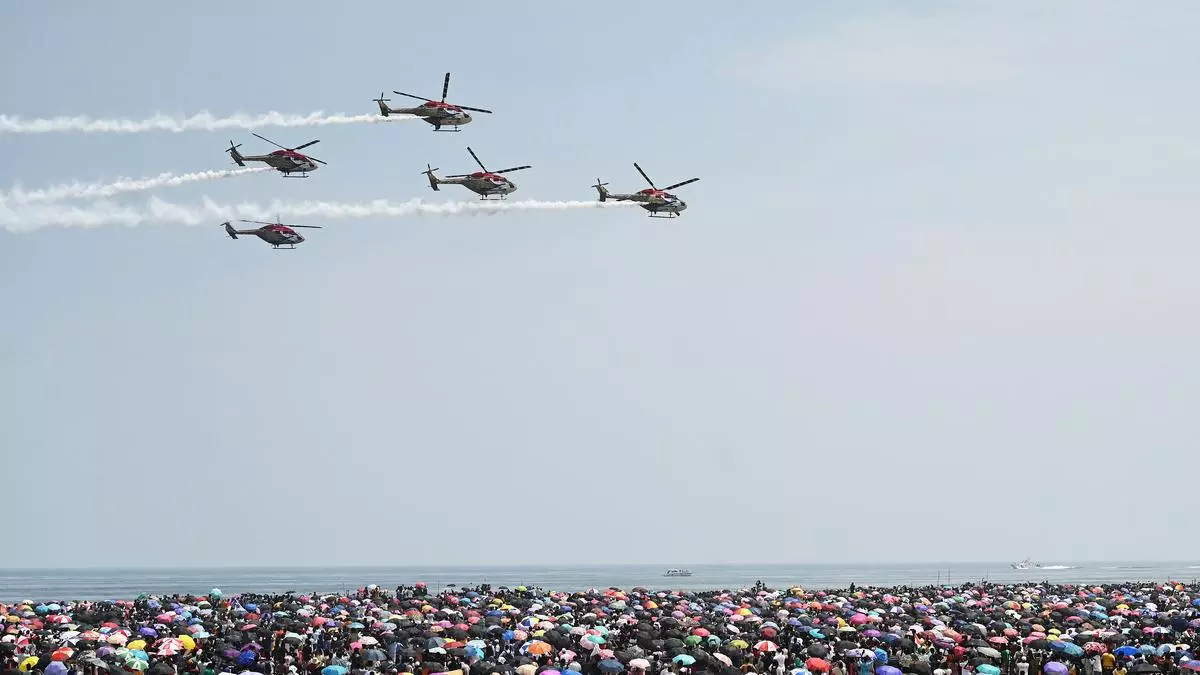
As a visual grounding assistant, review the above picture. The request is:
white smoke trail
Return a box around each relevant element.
[0,111,418,135]
[0,167,272,205]
[0,196,639,233]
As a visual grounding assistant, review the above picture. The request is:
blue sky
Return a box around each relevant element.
[3,0,1200,568]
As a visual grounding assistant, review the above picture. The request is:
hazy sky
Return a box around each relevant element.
[3,0,1199,569]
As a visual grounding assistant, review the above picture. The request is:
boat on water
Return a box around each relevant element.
[663,568,693,577]
[1011,557,1042,570]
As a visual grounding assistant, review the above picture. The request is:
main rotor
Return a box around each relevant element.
[445,146,531,178]
[633,162,699,191]
[252,133,327,164]
[392,72,494,114]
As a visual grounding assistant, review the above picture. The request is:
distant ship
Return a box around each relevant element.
[1011,557,1042,570]
[663,568,693,577]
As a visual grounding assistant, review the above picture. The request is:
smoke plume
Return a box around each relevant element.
[1,196,638,233]
[0,111,418,135]
[0,168,272,205]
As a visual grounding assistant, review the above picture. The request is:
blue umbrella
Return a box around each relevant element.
[599,660,625,673]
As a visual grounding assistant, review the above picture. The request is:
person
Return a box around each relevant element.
[858,656,874,675]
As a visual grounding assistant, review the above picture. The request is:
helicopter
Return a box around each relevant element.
[226,133,326,178]
[592,163,699,217]
[221,218,322,249]
[374,72,493,132]
[422,147,530,200]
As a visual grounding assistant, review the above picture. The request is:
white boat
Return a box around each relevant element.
[1011,557,1041,570]
[663,568,693,577]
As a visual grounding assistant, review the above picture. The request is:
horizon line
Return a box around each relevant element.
[1,559,1196,572]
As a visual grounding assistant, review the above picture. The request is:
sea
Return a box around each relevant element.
[3,562,1200,603]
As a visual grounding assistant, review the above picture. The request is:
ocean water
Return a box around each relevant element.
[2,561,1199,602]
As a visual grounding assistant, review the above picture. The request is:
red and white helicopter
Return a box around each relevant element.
[423,147,530,200]
[374,72,493,132]
[226,133,326,178]
[221,218,322,249]
[593,163,699,218]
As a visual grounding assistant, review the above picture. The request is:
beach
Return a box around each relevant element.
[3,575,1200,675]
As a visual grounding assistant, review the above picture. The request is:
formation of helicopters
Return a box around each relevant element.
[220,72,699,249]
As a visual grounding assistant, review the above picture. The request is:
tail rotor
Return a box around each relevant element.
[226,141,245,166]
[373,92,392,116]
[222,221,238,239]
[592,179,609,201]
[422,164,441,191]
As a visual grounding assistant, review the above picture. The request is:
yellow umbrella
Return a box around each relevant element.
[128,640,147,651]
[19,657,39,672]
[178,635,196,651]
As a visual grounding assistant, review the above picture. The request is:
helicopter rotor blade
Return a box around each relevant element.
[293,139,320,151]
[466,146,488,172]
[457,105,493,114]
[251,132,288,150]
[495,165,531,174]
[662,177,700,191]
[288,225,323,229]
[633,162,656,188]
[373,91,391,102]
[445,174,470,178]
[394,91,433,102]
[307,156,327,165]
[239,219,277,226]
[441,72,451,102]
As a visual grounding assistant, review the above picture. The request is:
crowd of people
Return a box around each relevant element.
[3,581,1199,675]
